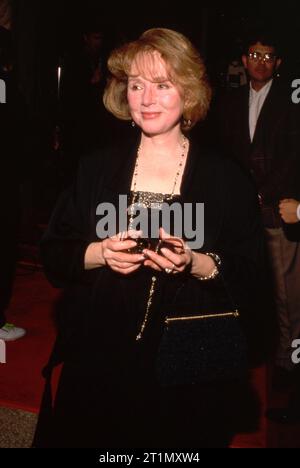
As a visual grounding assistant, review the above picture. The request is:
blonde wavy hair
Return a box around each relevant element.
[103,28,212,131]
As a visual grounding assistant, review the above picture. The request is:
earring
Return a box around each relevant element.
[183,118,192,127]
[131,120,135,127]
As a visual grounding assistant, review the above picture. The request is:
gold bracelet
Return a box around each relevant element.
[198,252,221,281]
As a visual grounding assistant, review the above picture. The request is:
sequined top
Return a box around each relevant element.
[128,190,181,238]
[130,190,176,209]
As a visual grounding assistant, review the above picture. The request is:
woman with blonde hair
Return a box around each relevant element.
[34,28,263,448]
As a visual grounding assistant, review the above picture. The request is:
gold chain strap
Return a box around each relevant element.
[136,276,157,341]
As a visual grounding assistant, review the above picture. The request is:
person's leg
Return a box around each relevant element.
[265,228,293,370]
[265,228,300,369]
[266,362,300,423]
[0,238,17,326]
[284,238,300,350]
[0,314,6,329]
[0,197,25,340]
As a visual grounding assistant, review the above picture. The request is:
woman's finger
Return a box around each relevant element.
[143,248,182,272]
[143,259,163,271]
[111,263,142,275]
[108,239,137,252]
[110,251,145,264]
[159,247,184,267]
[110,260,142,270]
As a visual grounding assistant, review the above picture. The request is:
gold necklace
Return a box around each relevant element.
[133,135,188,341]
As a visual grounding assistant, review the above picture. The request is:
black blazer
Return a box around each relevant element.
[217,80,300,205]
[40,137,267,366]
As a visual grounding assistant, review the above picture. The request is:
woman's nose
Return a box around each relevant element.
[142,85,156,106]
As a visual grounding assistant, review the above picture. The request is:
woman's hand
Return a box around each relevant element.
[143,228,216,278]
[279,199,300,224]
[84,231,145,275]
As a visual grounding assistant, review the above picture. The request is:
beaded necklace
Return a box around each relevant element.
[130,135,188,341]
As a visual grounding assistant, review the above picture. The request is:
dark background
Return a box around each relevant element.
[12,1,300,105]
[3,0,300,239]
[10,1,300,133]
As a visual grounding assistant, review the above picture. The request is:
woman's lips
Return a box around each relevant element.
[142,112,161,119]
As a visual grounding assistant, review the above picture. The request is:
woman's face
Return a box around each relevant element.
[127,52,184,136]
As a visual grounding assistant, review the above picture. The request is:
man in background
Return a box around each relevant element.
[216,29,300,383]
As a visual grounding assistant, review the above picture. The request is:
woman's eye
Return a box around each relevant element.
[130,83,143,91]
[158,83,170,89]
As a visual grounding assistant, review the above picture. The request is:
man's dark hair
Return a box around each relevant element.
[243,28,281,57]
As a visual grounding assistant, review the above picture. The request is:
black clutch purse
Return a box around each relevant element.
[156,277,248,386]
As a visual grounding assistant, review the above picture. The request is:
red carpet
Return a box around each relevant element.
[0,267,61,413]
[1,265,299,447]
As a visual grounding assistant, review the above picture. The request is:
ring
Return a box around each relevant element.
[165,264,175,274]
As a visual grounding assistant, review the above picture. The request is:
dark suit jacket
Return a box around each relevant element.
[216,79,300,229]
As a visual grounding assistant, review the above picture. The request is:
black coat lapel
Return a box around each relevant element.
[105,136,140,196]
[180,139,199,197]
[241,85,251,146]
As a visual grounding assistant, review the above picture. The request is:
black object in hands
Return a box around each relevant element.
[128,238,152,254]
[126,236,185,254]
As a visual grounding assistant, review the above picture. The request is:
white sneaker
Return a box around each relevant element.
[0,323,26,341]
